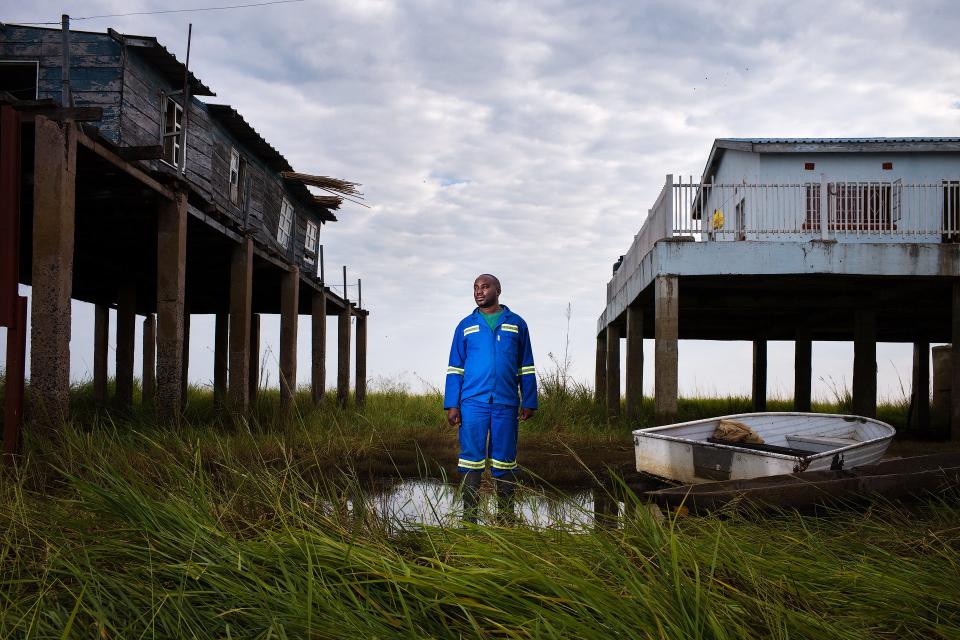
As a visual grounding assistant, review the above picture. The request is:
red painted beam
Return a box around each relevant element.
[3,296,28,461]
[0,105,21,328]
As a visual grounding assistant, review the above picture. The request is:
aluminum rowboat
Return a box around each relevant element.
[634,412,895,484]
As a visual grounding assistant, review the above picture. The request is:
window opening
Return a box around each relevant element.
[804,182,899,231]
[162,96,183,166]
[304,220,318,265]
[229,148,247,207]
[277,198,294,248]
[944,181,960,243]
[0,61,39,100]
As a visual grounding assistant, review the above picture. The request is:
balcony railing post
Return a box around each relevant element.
[819,173,830,240]
[664,174,674,238]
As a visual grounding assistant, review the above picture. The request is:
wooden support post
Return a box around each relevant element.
[181,308,191,407]
[115,284,136,409]
[249,313,260,404]
[912,340,930,431]
[625,306,644,422]
[356,314,367,408]
[853,309,877,418]
[279,266,300,411]
[93,303,109,404]
[595,330,607,404]
[142,314,155,407]
[3,296,27,460]
[337,304,351,407]
[311,291,327,404]
[794,327,812,412]
[213,312,228,406]
[654,275,679,426]
[752,339,767,412]
[30,116,76,432]
[229,237,253,415]
[952,281,960,439]
[606,322,621,417]
[156,190,187,425]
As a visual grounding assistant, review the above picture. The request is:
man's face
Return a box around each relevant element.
[474,276,500,309]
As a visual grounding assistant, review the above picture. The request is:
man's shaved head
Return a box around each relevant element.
[476,273,501,292]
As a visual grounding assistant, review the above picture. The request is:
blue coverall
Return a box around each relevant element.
[443,305,537,477]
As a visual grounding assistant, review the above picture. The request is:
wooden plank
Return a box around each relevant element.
[0,106,20,327]
[75,128,173,200]
[17,106,102,122]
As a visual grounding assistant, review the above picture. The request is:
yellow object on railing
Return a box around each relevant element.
[712,209,724,230]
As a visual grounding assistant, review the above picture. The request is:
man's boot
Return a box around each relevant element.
[495,472,518,525]
[461,471,482,524]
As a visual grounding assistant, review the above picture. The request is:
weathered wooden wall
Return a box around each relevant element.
[1,24,327,281]
[0,25,123,141]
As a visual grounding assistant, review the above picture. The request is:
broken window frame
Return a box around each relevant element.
[277,198,294,248]
[160,94,184,167]
[229,147,247,207]
[304,220,318,265]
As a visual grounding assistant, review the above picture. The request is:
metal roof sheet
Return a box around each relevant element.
[721,137,960,144]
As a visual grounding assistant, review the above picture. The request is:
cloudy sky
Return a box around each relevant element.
[4,0,960,402]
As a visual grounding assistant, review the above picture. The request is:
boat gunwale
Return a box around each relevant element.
[632,412,896,463]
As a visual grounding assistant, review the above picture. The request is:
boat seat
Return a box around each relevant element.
[706,438,817,457]
[787,434,858,447]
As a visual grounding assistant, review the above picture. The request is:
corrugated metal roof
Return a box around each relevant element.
[721,137,960,144]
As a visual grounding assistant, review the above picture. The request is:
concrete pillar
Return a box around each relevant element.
[933,345,951,436]
[311,291,327,404]
[625,306,644,422]
[115,284,136,409]
[337,305,352,407]
[279,266,300,411]
[606,322,621,417]
[249,313,260,404]
[794,327,812,412]
[229,237,253,415]
[213,312,228,406]
[142,314,155,407]
[595,330,607,404]
[93,303,109,404]
[952,280,960,439]
[356,314,367,408]
[181,308,191,407]
[911,341,930,431]
[29,117,76,430]
[852,309,877,418]
[752,339,767,412]
[156,190,187,425]
[654,275,679,426]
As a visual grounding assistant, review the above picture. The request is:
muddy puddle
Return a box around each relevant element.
[350,479,629,530]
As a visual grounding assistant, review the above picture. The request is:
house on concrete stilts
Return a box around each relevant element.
[597,137,960,439]
[0,22,368,454]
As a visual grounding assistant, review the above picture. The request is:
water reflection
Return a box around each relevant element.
[355,478,628,531]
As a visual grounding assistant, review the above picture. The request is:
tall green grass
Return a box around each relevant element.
[1,426,958,638]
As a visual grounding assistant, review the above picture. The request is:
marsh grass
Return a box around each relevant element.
[1,424,959,638]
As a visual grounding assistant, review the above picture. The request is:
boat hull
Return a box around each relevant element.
[634,412,895,484]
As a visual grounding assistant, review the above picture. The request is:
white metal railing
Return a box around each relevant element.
[669,174,960,242]
[608,174,960,302]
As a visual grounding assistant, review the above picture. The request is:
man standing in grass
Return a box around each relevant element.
[444,274,537,523]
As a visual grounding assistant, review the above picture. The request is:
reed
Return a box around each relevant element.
[1,424,958,638]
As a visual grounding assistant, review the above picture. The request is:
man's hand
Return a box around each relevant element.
[446,407,462,428]
[519,408,536,422]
